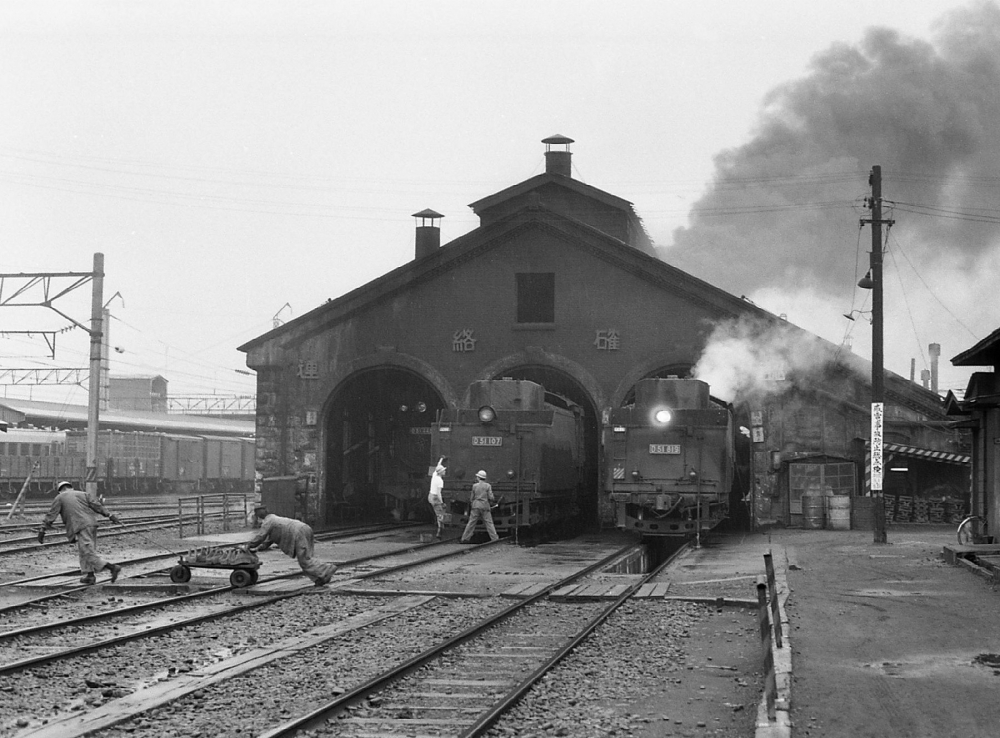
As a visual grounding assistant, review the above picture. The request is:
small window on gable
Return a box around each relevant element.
[516,273,555,323]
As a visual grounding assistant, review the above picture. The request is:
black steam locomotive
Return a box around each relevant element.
[603,378,735,538]
[430,379,586,538]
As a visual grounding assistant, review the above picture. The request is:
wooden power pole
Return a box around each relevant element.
[86,253,105,498]
[862,167,892,544]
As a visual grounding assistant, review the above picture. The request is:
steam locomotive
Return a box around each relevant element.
[602,378,736,537]
[429,379,586,538]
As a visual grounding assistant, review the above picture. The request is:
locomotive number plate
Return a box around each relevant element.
[472,436,503,446]
[649,444,681,454]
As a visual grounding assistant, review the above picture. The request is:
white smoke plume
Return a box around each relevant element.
[661,1,1000,392]
[693,315,838,404]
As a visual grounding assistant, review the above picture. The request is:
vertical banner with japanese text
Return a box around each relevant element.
[870,402,884,492]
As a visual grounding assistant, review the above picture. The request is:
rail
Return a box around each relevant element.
[259,541,687,738]
[177,493,250,537]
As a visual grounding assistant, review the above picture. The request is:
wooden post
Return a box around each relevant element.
[4,462,39,520]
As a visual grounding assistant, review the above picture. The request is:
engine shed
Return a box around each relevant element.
[239,136,966,532]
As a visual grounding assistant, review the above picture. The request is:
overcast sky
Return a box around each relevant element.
[1,0,994,408]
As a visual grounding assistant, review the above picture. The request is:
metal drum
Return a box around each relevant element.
[826,495,851,530]
[802,495,825,529]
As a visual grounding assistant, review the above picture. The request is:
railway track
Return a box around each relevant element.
[0,522,419,614]
[0,527,482,671]
[258,543,688,738]
[0,516,235,556]
[0,508,240,535]
[2,538,689,738]
[1,536,517,737]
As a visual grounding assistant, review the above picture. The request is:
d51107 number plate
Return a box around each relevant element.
[472,436,503,446]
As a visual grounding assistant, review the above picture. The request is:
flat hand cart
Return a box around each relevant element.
[169,545,261,588]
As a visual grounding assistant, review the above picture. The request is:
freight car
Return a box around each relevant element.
[603,378,736,539]
[430,379,586,540]
[0,428,255,499]
[0,429,81,497]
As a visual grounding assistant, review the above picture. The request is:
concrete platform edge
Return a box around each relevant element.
[755,546,792,738]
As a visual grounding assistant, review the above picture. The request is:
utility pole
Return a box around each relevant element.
[0,254,105,495]
[861,167,892,544]
[86,253,105,499]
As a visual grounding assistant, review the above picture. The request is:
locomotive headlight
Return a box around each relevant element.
[478,405,496,424]
[507,469,516,479]
[653,408,672,425]
[631,470,640,480]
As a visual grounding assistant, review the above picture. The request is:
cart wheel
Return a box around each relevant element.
[169,565,192,584]
[230,569,254,588]
[249,569,259,585]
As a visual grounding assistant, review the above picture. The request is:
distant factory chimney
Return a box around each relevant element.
[413,209,444,260]
[542,134,574,177]
[929,343,941,394]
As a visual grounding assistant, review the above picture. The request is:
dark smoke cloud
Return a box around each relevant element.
[661,0,1000,300]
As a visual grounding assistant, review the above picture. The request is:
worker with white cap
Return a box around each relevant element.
[460,469,499,543]
[38,481,123,585]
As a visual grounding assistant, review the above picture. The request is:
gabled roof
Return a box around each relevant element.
[469,172,636,215]
[952,326,1000,369]
[236,198,949,421]
[238,200,772,353]
[943,390,967,416]
[956,371,1000,410]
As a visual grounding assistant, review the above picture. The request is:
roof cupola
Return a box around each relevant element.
[412,209,444,259]
[542,134,574,177]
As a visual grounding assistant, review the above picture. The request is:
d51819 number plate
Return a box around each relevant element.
[649,444,681,454]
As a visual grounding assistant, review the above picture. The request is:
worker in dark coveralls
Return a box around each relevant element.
[247,505,337,586]
[38,480,123,585]
[460,470,500,543]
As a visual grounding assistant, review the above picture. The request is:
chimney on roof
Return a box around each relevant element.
[542,134,574,177]
[929,343,941,394]
[412,209,444,260]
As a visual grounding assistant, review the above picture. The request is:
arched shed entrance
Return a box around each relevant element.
[323,367,446,525]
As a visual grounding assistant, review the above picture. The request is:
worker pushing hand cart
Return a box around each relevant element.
[246,504,337,586]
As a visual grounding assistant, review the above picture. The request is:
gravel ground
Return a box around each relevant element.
[0,590,231,636]
[487,600,762,738]
[2,526,769,738]
[86,597,507,738]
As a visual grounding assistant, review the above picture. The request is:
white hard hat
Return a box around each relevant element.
[476,470,487,479]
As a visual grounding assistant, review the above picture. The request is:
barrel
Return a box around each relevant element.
[826,495,851,530]
[802,495,825,529]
